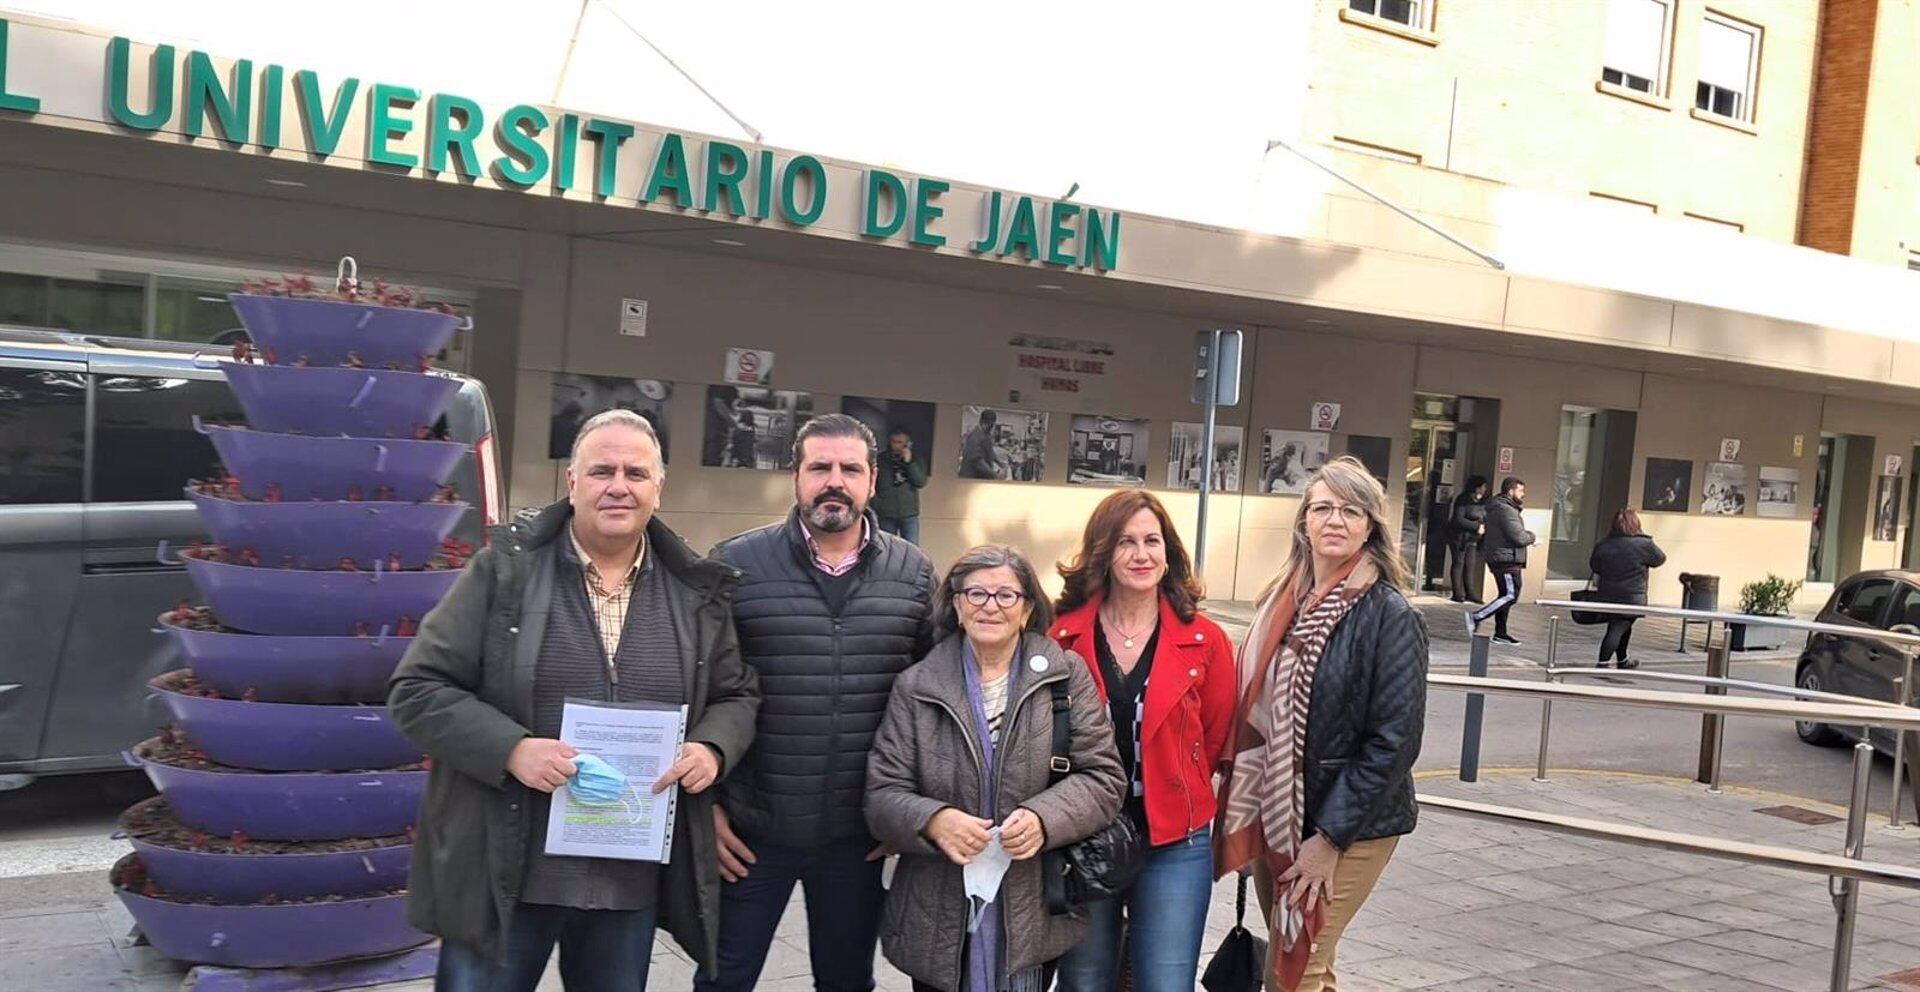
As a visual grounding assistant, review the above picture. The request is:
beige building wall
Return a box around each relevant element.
[1302,0,1818,239]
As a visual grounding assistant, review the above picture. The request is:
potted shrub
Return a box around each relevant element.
[1732,574,1801,651]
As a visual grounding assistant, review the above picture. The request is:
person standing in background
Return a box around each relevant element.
[873,427,929,546]
[1447,476,1488,604]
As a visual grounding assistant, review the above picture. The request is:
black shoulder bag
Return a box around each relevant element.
[1200,871,1268,992]
[1041,679,1146,915]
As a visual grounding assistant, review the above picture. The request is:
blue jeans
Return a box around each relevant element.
[877,515,920,546]
[435,902,656,992]
[693,837,884,992]
[1054,827,1213,992]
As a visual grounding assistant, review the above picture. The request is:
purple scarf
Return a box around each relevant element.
[960,641,1004,992]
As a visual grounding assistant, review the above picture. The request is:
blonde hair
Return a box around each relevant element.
[1263,455,1411,601]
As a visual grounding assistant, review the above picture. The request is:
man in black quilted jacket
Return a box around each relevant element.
[697,413,935,992]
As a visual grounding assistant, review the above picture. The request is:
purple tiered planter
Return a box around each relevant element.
[122,799,410,902]
[183,552,460,636]
[129,738,425,841]
[150,672,421,772]
[222,364,461,438]
[187,489,467,570]
[206,425,468,503]
[158,614,407,704]
[228,293,461,369]
[116,856,428,969]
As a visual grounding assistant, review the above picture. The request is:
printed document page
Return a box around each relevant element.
[544,698,688,863]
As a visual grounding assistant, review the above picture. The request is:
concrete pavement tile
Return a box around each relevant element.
[1727,956,1841,991]
[1468,929,1612,964]
[1613,910,1730,938]
[1420,942,1557,978]
[1417,850,1514,880]
[1334,953,1475,989]
[1554,920,1676,952]
[1326,938,1397,966]
[1602,883,1717,913]
[1637,936,1780,974]
[1351,920,1471,957]
[1377,860,1458,888]
[1849,940,1920,978]
[1399,879,1512,912]
[0,870,116,921]
[1496,961,1649,990]
[0,939,151,990]
[1465,871,1581,902]
[1416,977,1560,992]
[1472,901,1597,932]
[1668,900,1796,930]
[1545,895,1650,921]
[1694,927,1834,962]
[1569,949,1719,984]
[1358,886,1470,922]
[0,909,114,954]
[1582,857,1679,885]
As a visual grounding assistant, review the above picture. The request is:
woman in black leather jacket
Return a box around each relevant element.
[1446,476,1488,603]
[1214,457,1428,991]
[1588,508,1666,669]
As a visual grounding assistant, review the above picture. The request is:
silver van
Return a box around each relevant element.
[0,326,504,787]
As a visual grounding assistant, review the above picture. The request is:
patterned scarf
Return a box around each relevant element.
[1213,554,1376,991]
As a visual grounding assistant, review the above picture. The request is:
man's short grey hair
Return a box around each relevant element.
[570,408,666,478]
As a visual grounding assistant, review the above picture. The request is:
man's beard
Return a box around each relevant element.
[805,489,860,532]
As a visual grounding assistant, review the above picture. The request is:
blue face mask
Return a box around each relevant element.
[569,753,630,806]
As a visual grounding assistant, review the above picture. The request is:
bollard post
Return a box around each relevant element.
[1829,741,1873,992]
[1894,651,1916,829]
[1697,626,1730,790]
[1535,616,1559,782]
[1460,630,1490,783]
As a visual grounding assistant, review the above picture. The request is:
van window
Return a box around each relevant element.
[0,366,85,504]
[92,375,242,502]
[1887,584,1920,631]
[1840,579,1896,626]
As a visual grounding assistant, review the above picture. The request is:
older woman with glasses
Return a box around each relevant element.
[866,546,1124,992]
[1050,490,1237,992]
[1214,456,1428,991]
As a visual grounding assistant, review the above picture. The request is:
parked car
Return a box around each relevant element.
[1794,569,1920,750]
[0,325,503,788]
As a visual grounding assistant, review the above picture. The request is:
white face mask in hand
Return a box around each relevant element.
[963,826,1014,933]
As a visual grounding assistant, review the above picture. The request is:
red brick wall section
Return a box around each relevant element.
[1796,0,1879,255]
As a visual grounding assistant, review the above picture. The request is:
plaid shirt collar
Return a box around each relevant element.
[566,524,647,592]
[805,516,870,577]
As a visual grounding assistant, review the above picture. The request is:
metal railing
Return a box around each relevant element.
[1431,600,1920,991]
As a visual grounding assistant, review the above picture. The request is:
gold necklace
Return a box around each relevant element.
[1101,604,1157,650]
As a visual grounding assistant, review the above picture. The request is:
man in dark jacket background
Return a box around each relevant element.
[1446,475,1489,604]
[699,413,936,992]
[389,409,760,989]
[872,426,929,546]
[1468,476,1533,645]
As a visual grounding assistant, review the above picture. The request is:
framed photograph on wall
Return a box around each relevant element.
[1344,435,1392,489]
[1757,467,1799,519]
[958,406,1048,481]
[1701,461,1747,516]
[701,385,814,470]
[1067,415,1150,485]
[549,373,672,461]
[1642,458,1692,513]
[1876,475,1903,542]
[1258,430,1330,495]
[1167,423,1242,491]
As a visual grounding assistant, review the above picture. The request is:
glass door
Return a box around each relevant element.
[1400,421,1459,589]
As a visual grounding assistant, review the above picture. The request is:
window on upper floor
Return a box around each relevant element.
[1601,0,1673,96]
[1696,11,1761,123]
[1348,0,1430,31]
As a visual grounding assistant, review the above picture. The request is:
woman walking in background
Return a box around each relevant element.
[1447,476,1488,603]
[1589,508,1666,670]
[1214,456,1428,991]
[1050,490,1237,992]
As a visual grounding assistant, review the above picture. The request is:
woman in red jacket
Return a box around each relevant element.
[1051,489,1237,991]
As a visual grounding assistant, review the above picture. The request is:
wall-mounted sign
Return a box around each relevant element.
[1497,446,1515,475]
[619,298,648,337]
[1007,334,1114,404]
[1719,438,1742,462]
[1887,454,1904,477]
[0,17,1125,271]
[1792,434,1804,458]
[1310,401,1342,432]
[724,348,775,386]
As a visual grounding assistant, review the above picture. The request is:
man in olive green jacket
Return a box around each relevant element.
[872,427,929,546]
[390,410,759,987]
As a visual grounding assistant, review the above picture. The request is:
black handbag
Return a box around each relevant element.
[1570,577,1610,626]
[1201,871,1268,992]
[1041,679,1146,915]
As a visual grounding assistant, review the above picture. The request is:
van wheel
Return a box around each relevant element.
[1796,668,1843,746]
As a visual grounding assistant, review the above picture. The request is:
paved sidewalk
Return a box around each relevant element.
[20,768,1920,991]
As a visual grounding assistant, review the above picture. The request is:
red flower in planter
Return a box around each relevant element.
[347,486,364,503]
[264,483,283,503]
[386,552,404,574]
[261,346,278,366]
[338,558,359,572]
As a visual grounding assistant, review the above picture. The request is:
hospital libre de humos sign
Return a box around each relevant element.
[0,17,1121,272]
